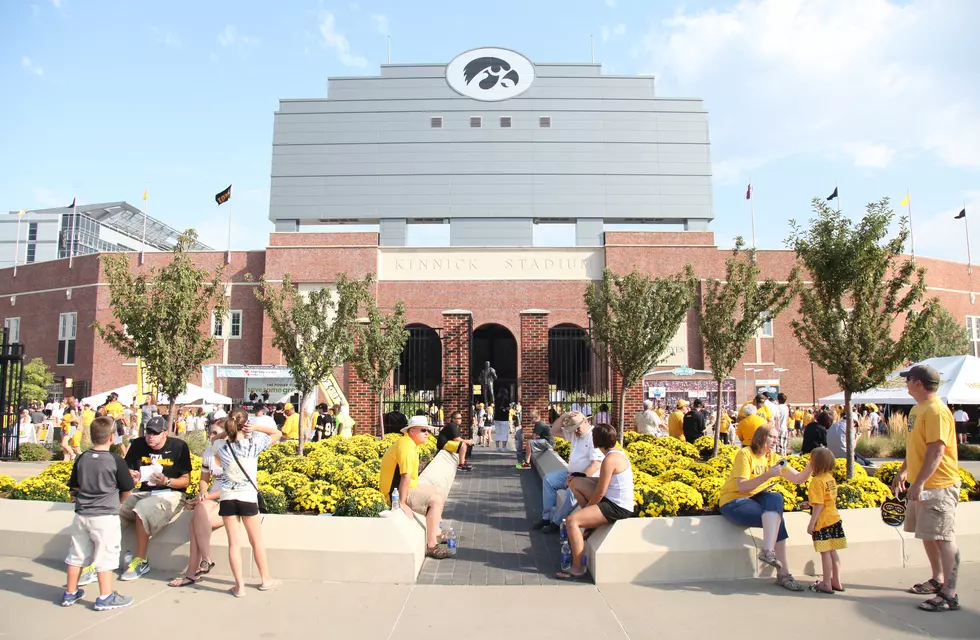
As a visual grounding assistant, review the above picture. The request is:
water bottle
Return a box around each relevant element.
[123,549,132,565]
[582,553,588,571]
[919,488,938,501]
[560,540,572,572]
[559,518,568,542]
[391,488,400,511]
[447,528,457,557]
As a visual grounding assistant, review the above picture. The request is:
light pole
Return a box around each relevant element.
[14,209,25,277]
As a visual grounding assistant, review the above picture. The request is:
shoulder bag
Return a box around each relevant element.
[225,441,268,514]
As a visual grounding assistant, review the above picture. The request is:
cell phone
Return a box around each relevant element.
[776,459,788,468]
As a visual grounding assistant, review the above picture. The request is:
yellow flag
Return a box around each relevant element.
[899,192,910,207]
[142,188,148,201]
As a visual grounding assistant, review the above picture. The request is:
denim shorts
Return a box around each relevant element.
[719,491,788,542]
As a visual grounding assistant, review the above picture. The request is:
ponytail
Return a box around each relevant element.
[225,407,249,440]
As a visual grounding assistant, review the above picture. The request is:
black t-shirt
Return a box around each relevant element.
[316,413,334,429]
[683,410,706,443]
[801,422,828,455]
[69,449,135,515]
[384,411,408,434]
[273,411,286,428]
[437,422,462,451]
[532,420,555,446]
[124,436,192,493]
[493,405,510,421]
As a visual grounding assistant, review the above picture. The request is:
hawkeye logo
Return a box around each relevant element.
[141,454,174,467]
[446,48,535,102]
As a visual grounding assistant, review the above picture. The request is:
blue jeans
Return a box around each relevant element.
[719,491,789,542]
[542,469,567,521]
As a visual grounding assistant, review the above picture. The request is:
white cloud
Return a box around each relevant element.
[150,26,181,48]
[370,13,389,36]
[217,24,258,49]
[911,191,980,264]
[639,0,980,181]
[601,23,626,42]
[318,12,368,68]
[21,56,44,76]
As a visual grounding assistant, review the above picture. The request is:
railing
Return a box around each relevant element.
[0,328,26,460]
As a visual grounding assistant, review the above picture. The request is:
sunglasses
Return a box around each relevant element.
[416,428,431,434]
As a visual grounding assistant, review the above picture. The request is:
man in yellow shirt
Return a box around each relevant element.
[667,400,689,441]
[736,405,768,445]
[281,403,299,440]
[379,415,449,559]
[738,394,772,421]
[718,409,733,445]
[892,365,961,612]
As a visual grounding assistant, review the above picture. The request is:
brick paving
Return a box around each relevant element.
[416,443,572,586]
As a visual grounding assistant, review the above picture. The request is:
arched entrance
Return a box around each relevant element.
[548,323,610,414]
[472,323,517,405]
[387,324,442,419]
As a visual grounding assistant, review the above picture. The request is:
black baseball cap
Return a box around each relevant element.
[144,416,167,434]
[899,364,941,386]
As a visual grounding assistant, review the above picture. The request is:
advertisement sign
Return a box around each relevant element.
[245,378,298,404]
[648,386,667,398]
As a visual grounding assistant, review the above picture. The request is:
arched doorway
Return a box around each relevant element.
[388,324,442,419]
[472,323,517,406]
[548,323,610,414]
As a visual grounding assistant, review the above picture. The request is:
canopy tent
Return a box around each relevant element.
[818,355,980,406]
[81,383,232,407]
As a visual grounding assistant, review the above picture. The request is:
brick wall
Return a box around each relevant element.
[441,311,473,437]
[611,367,645,433]
[347,361,380,436]
[519,311,550,435]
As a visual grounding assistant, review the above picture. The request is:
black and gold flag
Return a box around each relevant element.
[955,208,966,220]
[827,187,838,201]
[215,185,232,205]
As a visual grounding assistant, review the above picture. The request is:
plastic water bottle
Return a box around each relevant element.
[560,540,572,572]
[582,553,588,571]
[559,518,568,542]
[123,549,132,565]
[919,489,938,501]
[447,528,457,557]
[391,488,400,511]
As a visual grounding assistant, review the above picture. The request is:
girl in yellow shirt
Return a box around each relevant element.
[807,447,847,594]
[60,397,79,460]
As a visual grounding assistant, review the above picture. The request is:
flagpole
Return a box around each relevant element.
[749,180,756,250]
[68,196,77,269]
[906,190,915,263]
[835,180,841,214]
[140,184,148,266]
[14,209,25,277]
[965,203,973,276]
[226,198,233,265]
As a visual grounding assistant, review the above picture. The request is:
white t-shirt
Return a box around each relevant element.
[565,426,605,476]
[249,415,278,430]
[954,410,969,422]
[215,433,272,503]
[775,404,790,432]
[571,403,594,417]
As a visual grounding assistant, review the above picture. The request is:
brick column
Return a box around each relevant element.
[347,363,379,435]
[519,310,550,436]
[442,310,473,437]
[611,369,644,433]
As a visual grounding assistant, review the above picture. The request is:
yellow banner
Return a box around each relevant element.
[319,373,348,407]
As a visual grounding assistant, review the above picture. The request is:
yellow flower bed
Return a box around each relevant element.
[0,474,16,494]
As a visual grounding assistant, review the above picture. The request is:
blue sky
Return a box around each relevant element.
[3,0,979,261]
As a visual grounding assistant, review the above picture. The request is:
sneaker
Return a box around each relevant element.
[457,465,472,472]
[758,549,782,570]
[77,564,98,586]
[530,519,550,530]
[94,591,134,611]
[521,462,531,469]
[541,523,560,534]
[515,463,524,469]
[61,589,85,607]
[120,557,150,581]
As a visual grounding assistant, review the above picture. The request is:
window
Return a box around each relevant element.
[212,312,223,338]
[58,312,77,365]
[28,222,38,241]
[500,116,512,128]
[4,317,20,344]
[26,245,36,263]
[759,312,773,338]
[469,116,482,128]
[968,317,980,357]
[430,116,443,128]
[539,116,552,128]
[212,310,242,339]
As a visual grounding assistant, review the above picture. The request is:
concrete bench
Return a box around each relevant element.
[530,447,569,514]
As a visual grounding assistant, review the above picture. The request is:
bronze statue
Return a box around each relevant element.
[479,361,497,408]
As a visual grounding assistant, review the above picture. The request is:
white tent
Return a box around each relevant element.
[819,355,980,406]
[81,383,231,407]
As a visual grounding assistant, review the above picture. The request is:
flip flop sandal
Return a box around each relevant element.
[167,574,200,588]
[258,579,282,592]
[426,545,451,559]
[833,585,846,592]
[198,560,216,575]
[908,578,942,594]
[918,592,960,612]
[776,574,805,592]
[229,587,246,598]
[809,581,835,594]
[555,571,589,582]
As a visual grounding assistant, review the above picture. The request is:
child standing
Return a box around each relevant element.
[62,416,136,610]
[807,447,847,594]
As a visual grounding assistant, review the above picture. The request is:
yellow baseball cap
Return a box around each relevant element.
[283,403,294,411]
[676,400,689,409]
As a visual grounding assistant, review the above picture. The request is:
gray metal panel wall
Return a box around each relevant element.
[380,219,407,246]
[450,219,532,246]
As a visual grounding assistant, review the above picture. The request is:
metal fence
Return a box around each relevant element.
[382,325,443,426]
[548,325,611,417]
[1,327,26,460]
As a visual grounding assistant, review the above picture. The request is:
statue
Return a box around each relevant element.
[479,361,497,408]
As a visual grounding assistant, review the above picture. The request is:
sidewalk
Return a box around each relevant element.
[0,555,975,640]
[0,460,53,481]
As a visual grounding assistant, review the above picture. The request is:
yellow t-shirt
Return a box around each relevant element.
[719,413,732,434]
[281,413,299,440]
[736,414,767,444]
[104,401,124,420]
[738,401,772,421]
[906,396,959,489]
[808,471,841,531]
[81,408,95,428]
[719,448,782,507]
[667,410,686,441]
[793,409,804,423]
[379,434,419,504]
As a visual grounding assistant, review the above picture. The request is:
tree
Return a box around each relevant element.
[585,266,698,443]
[906,302,969,362]
[95,230,227,432]
[352,297,410,438]
[252,273,370,455]
[698,238,799,457]
[787,198,933,478]
[22,358,54,406]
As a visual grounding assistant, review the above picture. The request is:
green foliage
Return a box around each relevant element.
[698,238,799,457]
[334,487,388,517]
[94,230,227,431]
[787,198,933,478]
[352,294,409,438]
[183,430,209,457]
[585,266,698,441]
[958,443,980,461]
[260,487,288,515]
[18,443,52,461]
[0,474,16,493]
[10,475,71,502]
[907,303,970,362]
[21,358,54,405]
[554,437,570,461]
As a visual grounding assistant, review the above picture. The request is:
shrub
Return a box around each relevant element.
[958,467,978,494]
[258,447,287,473]
[183,430,209,457]
[636,481,704,517]
[789,437,802,454]
[268,470,309,504]
[845,475,892,506]
[554,438,570,461]
[873,461,903,488]
[836,483,877,509]
[832,458,867,483]
[346,435,381,462]
[333,465,378,492]
[651,437,699,459]
[334,487,388,517]
[40,460,74,484]
[18,443,52,462]
[293,480,341,514]
[261,487,288,515]
[274,456,314,476]
[375,433,401,456]
[10,475,71,502]
[692,436,715,458]
[770,480,802,511]
[0,474,16,493]
[958,443,980,461]
[695,475,725,510]
[658,468,698,486]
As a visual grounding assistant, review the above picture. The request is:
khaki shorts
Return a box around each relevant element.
[65,514,122,573]
[404,485,445,516]
[904,485,959,541]
[119,492,185,537]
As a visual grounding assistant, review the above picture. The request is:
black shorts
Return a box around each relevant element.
[956,422,969,434]
[597,497,633,522]
[219,499,259,518]
[719,432,730,444]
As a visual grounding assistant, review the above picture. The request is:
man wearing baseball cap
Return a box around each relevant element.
[379,415,450,558]
[668,400,689,441]
[892,364,961,612]
[280,403,299,441]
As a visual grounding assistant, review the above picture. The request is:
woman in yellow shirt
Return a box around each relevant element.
[59,396,80,460]
[718,410,733,445]
[718,424,813,591]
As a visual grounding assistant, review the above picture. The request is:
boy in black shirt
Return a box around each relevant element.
[436,411,473,471]
[522,410,555,468]
[62,416,135,610]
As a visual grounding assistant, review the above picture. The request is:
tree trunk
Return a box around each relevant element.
[167,401,176,434]
[378,387,385,439]
[712,377,723,458]
[844,389,854,480]
[297,391,306,456]
[617,379,628,445]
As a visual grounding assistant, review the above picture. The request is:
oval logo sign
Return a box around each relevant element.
[446,47,535,102]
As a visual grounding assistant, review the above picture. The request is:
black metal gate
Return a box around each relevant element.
[384,325,442,425]
[1,327,26,460]
[548,324,611,419]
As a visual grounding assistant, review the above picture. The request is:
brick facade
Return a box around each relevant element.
[519,310,550,435]
[347,362,379,436]
[611,368,646,433]
[441,311,473,437]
